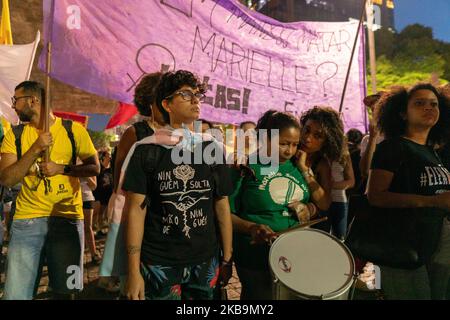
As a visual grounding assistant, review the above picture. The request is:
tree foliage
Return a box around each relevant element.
[367,24,449,93]
[88,129,115,151]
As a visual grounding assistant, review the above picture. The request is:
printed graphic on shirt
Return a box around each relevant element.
[158,165,211,238]
[421,166,450,187]
[258,170,306,216]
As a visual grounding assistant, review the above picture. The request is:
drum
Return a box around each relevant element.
[269,228,356,300]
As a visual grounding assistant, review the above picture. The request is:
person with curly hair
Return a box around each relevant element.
[367,83,450,299]
[112,72,164,194]
[123,70,233,300]
[298,106,346,232]
[97,72,165,295]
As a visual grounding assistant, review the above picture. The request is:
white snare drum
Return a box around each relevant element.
[269,229,356,300]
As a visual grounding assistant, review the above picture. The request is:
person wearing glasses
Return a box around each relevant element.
[123,70,233,300]
[0,81,100,300]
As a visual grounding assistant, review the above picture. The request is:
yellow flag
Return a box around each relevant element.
[0,0,13,45]
[1,116,11,133]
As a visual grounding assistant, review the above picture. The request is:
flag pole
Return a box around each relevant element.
[44,0,55,162]
[44,41,51,162]
[366,0,377,94]
[338,0,369,114]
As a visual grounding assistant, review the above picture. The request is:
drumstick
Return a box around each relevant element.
[275,217,328,236]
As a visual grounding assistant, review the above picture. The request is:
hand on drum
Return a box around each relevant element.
[249,223,277,245]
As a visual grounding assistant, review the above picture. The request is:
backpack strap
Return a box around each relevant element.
[12,124,25,160]
[0,121,4,145]
[62,119,77,165]
[142,144,162,207]
[133,121,154,141]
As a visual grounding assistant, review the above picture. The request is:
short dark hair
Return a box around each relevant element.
[300,106,345,163]
[256,110,300,139]
[198,118,214,129]
[346,128,364,145]
[98,150,111,162]
[378,83,450,144]
[155,70,205,123]
[15,81,45,106]
[133,72,162,117]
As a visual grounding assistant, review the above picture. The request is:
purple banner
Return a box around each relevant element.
[40,0,367,131]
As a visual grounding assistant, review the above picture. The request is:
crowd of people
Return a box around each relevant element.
[0,71,449,300]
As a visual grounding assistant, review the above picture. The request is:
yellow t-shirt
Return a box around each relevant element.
[0,117,97,220]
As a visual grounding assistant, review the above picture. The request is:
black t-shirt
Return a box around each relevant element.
[94,166,113,203]
[133,120,154,141]
[438,143,450,171]
[348,149,363,195]
[371,137,450,196]
[122,141,233,266]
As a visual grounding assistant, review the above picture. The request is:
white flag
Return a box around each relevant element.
[0,31,40,124]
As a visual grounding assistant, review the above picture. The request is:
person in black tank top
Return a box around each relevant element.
[112,73,164,193]
[98,72,164,294]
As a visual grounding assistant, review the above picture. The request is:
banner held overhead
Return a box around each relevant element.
[40,0,366,131]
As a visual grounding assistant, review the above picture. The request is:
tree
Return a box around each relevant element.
[369,24,449,93]
[88,129,115,151]
[372,28,395,58]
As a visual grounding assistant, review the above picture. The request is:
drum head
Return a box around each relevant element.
[269,229,354,299]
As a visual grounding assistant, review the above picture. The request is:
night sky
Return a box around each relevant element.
[394,0,450,42]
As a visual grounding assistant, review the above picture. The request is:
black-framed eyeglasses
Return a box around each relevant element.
[11,95,33,105]
[165,90,205,102]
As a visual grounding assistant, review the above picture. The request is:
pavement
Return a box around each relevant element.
[0,232,383,300]
[0,234,243,300]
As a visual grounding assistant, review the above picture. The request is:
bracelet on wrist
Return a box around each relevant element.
[307,203,317,217]
[302,167,314,179]
[63,164,72,175]
[221,259,233,266]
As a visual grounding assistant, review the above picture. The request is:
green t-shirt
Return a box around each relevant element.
[229,160,310,270]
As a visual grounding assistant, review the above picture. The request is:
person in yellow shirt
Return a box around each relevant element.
[0,81,100,300]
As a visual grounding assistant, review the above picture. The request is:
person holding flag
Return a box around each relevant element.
[0,81,100,300]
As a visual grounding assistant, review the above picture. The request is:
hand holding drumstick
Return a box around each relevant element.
[249,224,277,245]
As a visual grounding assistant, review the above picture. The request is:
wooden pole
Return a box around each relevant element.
[44,41,51,162]
[366,0,377,94]
[338,0,369,114]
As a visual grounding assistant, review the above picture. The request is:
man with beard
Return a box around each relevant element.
[0,81,100,300]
